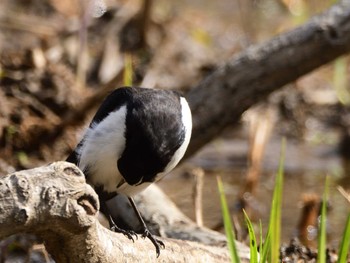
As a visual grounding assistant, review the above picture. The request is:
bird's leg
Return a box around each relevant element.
[100,200,138,241]
[128,197,165,257]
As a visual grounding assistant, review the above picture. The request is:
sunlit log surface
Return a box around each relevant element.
[0,162,250,263]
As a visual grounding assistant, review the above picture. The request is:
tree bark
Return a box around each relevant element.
[185,0,350,157]
[0,162,250,262]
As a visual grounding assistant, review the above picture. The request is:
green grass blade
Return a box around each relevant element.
[269,138,286,263]
[259,230,270,263]
[337,213,350,263]
[243,209,258,263]
[123,53,133,86]
[217,176,240,263]
[259,220,263,261]
[317,176,329,263]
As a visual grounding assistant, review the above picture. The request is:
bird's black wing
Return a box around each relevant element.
[89,87,133,127]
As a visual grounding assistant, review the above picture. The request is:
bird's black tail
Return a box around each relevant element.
[66,140,84,165]
[66,150,79,165]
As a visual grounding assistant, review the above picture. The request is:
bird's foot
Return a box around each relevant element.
[107,214,137,241]
[111,224,138,242]
[141,229,165,257]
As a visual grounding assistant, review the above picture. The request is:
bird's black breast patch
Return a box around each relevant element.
[117,88,185,185]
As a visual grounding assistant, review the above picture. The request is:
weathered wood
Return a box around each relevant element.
[0,162,249,262]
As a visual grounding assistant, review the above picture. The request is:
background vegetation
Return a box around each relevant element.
[0,0,349,261]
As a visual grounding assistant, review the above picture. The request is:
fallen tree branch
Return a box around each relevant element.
[0,162,249,262]
[185,0,350,156]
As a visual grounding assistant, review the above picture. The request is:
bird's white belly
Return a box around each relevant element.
[116,181,152,196]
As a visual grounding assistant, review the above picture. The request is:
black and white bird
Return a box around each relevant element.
[66,86,192,256]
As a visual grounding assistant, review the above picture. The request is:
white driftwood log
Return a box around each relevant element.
[0,162,249,262]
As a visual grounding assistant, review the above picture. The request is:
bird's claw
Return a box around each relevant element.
[142,229,165,257]
[111,225,138,242]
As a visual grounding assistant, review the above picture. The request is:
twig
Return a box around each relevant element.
[337,186,350,204]
[192,167,204,227]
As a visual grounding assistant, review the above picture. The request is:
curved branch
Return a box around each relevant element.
[0,162,249,262]
[186,0,350,156]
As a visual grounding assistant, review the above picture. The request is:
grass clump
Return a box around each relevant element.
[218,139,349,262]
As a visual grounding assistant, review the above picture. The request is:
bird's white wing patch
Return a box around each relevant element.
[78,105,127,193]
[161,97,192,176]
